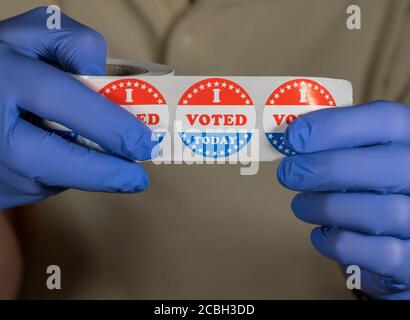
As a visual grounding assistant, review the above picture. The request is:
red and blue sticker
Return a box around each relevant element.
[99,78,169,143]
[263,79,336,156]
[176,78,256,158]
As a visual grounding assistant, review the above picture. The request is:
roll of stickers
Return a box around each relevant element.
[44,60,353,163]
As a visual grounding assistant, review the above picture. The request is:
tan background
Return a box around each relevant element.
[2,0,409,299]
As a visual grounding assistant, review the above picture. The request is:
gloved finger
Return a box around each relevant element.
[343,266,410,299]
[0,163,64,196]
[292,193,410,239]
[0,118,150,193]
[0,7,106,75]
[0,182,50,211]
[284,101,410,153]
[277,143,410,194]
[1,45,156,161]
[311,227,410,284]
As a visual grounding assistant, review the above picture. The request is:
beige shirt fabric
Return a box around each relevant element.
[2,0,409,299]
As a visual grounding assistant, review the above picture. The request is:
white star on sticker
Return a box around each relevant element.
[112,85,117,90]
[207,82,212,88]
[245,99,250,105]
[269,99,275,105]
[126,81,132,87]
[134,82,140,87]
[148,88,153,93]
[293,82,298,88]
[222,82,227,88]
[153,93,159,98]
[141,84,147,90]
[241,93,246,99]
[229,85,234,90]
[187,93,193,99]
[214,81,220,87]
[274,93,280,99]
[320,89,324,94]
[286,85,292,90]
[314,85,319,90]
[193,88,198,94]
[183,99,188,105]
[119,82,124,88]
[235,89,241,94]
[157,99,163,104]
[280,88,285,94]
[272,140,278,145]
[200,85,205,90]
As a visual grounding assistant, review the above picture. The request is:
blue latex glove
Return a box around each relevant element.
[277,100,410,299]
[0,7,157,210]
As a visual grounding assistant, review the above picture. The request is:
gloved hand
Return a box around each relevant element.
[0,7,157,211]
[278,100,410,299]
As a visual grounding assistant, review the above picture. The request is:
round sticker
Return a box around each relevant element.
[176,78,255,158]
[264,79,336,156]
[99,79,169,143]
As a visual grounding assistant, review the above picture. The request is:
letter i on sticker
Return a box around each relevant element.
[99,79,169,143]
[176,78,256,158]
[263,79,336,156]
